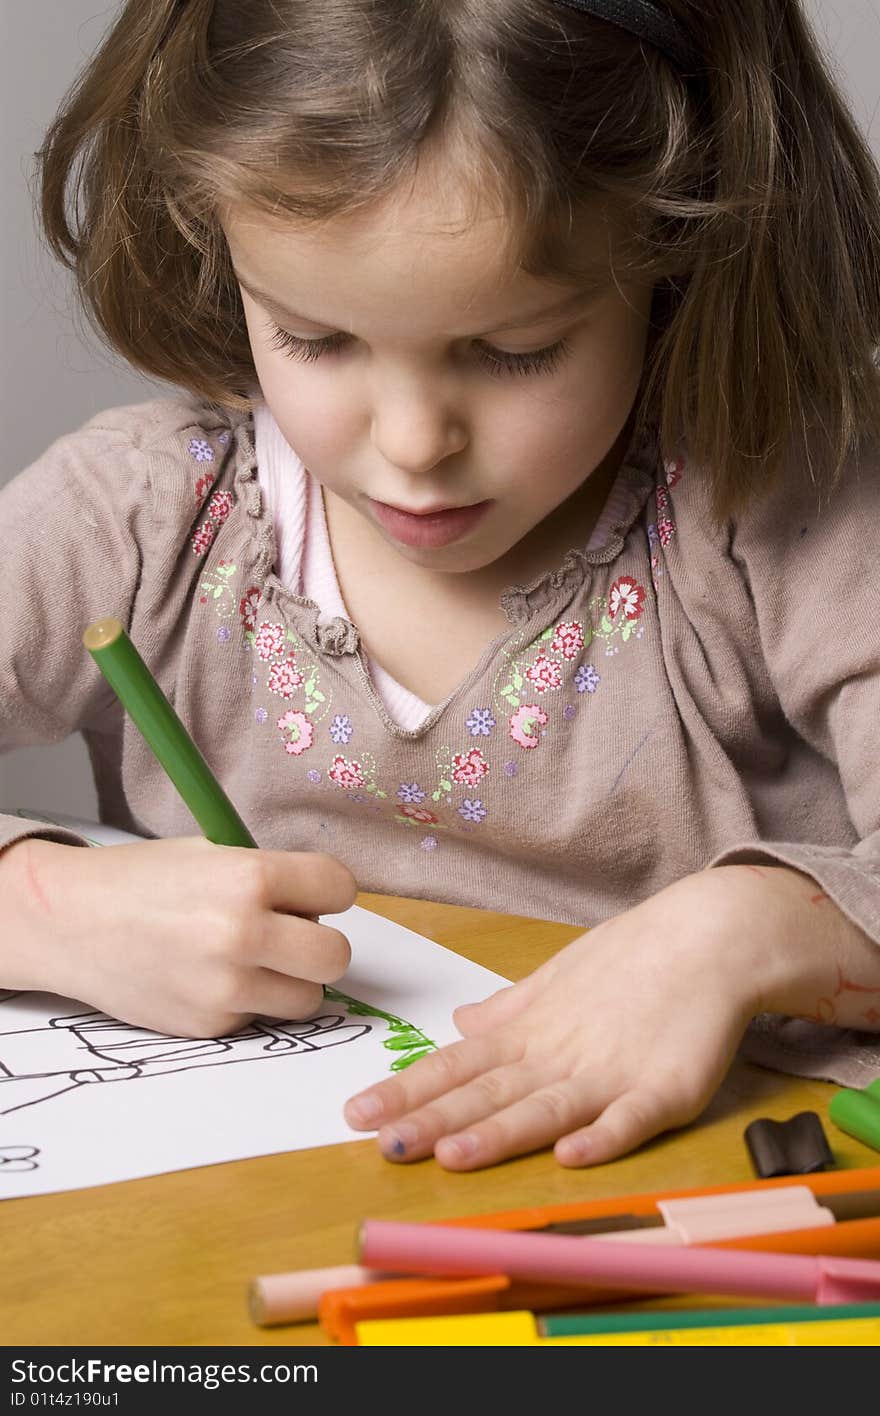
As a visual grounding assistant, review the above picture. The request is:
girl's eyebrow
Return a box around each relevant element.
[232,268,604,336]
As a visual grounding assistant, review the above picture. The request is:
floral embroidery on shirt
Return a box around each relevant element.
[329,713,354,745]
[400,804,441,825]
[492,596,639,747]
[589,580,647,656]
[277,710,313,755]
[244,617,332,729]
[195,472,214,503]
[267,656,305,699]
[255,622,285,661]
[459,798,488,823]
[212,560,652,856]
[192,519,216,556]
[655,485,676,547]
[206,489,234,524]
[192,485,236,555]
[551,621,585,660]
[664,455,684,489]
[239,586,263,631]
[188,437,214,463]
[451,747,490,786]
[650,461,682,588]
[509,703,549,749]
[575,663,600,694]
[329,751,387,799]
[608,577,645,621]
[398,782,427,804]
[524,652,563,693]
[199,560,238,616]
[465,707,496,736]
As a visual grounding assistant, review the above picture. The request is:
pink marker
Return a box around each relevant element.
[359,1220,880,1304]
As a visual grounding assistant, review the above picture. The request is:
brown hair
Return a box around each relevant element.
[37,0,880,514]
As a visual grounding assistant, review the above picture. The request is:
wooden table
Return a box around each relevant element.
[2,894,875,1346]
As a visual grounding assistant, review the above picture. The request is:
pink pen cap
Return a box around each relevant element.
[359,1220,880,1304]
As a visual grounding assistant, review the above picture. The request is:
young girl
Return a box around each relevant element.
[3,0,880,1173]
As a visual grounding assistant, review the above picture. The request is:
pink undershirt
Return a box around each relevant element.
[254,403,629,730]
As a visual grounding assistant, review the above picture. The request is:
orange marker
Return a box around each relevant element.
[320,1213,880,1343]
[249,1164,880,1331]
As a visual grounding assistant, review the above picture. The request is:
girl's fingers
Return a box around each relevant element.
[228,846,358,918]
[431,1076,606,1171]
[258,916,351,983]
[371,1059,547,1162]
[554,1086,673,1168]
[453,974,543,1036]
[243,969,326,1023]
[453,949,569,1035]
[344,1031,523,1132]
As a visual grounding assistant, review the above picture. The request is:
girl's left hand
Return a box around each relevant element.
[344,869,767,1169]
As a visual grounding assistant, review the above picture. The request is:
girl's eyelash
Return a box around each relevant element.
[267,324,571,378]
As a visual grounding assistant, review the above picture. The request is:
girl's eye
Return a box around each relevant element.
[475,339,571,378]
[268,327,350,362]
[268,324,571,378]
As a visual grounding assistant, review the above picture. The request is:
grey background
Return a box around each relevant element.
[2,1,880,822]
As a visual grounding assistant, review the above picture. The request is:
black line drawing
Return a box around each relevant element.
[0,1005,372,1116]
[0,985,438,1120]
[0,1145,40,1172]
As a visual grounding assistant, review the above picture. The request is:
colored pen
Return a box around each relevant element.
[537,1299,880,1338]
[249,1266,391,1326]
[252,1166,880,1328]
[549,1185,880,1245]
[830,1080,880,1153]
[354,1308,880,1346]
[83,617,256,846]
[359,1219,880,1302]
[321,1217,880,1343]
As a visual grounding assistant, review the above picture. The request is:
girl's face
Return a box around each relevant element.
[224,165,653,575]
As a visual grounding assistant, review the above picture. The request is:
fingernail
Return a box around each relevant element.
[380,1122,419,1159]
[557,1135,593,1166]
[347,1093,383,1126]
[442,1132,479,1163]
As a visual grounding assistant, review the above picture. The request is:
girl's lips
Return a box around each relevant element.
[368,498,491,548]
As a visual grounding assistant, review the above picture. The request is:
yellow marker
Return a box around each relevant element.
[355,1310,880,1346]
[356,1311,539,1346]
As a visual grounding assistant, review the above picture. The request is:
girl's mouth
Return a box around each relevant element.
[368,498,491,548]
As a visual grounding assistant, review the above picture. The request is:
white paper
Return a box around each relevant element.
[0,812,509,1197]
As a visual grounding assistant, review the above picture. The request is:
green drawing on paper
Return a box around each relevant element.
[324,987,437,1071]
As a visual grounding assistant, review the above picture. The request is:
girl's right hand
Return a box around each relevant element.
[0,836,356,1037]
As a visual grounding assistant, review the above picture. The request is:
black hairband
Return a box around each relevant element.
[549,0,701,74]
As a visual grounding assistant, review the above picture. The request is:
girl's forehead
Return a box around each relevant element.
[221,179,620,329]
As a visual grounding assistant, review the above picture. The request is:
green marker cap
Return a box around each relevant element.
[829,1080,880,1154]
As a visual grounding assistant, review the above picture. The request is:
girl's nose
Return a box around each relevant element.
[370,382,468,476]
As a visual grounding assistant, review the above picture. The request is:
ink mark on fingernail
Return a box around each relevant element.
[381,1134,407,1159]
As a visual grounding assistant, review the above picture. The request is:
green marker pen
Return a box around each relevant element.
[538,1299,880,1338]
[83,616,257,848]
[830,1081,880,1154]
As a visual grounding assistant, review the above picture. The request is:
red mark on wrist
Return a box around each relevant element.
[22,841,53,916]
